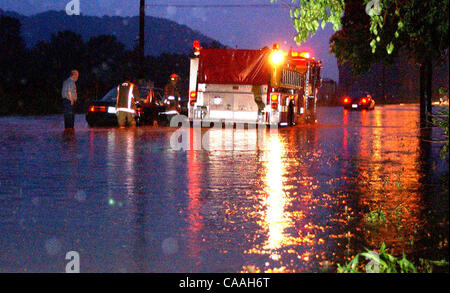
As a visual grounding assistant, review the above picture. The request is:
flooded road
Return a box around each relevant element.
[0,104,448,272]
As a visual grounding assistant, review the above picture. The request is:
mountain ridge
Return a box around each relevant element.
[0,9,225,55]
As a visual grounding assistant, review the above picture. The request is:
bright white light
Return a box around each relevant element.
[161,110,179,115]
[270,50,284,66]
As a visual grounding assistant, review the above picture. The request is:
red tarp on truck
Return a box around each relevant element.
[197,48,271,85]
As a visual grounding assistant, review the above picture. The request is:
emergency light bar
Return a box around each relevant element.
[193,40,201,56]
[291,51,312,59]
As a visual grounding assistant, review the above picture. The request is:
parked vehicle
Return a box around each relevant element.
[342,93,375,110]
[188,41,322,126]
[86,86,173,126]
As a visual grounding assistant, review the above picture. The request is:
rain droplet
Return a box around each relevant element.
[162,237,178,255]
[45,238,62,256]
[75,190,86,202]
[31,197,40,206]
[167,6,177,17]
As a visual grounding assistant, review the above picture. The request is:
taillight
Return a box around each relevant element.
[89,106,106,112]
[343,97,350,103]
[190,91,197,100]
[361,98,367,104]
[270,93,279,110]
[270,93,279,103]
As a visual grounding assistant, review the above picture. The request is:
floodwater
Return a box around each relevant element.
[0,104,448,273]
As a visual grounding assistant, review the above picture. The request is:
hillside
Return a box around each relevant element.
[0,9,225,55]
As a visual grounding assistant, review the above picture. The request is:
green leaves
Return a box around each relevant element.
[386,42,394,54]
[433,109,449,159]
[338,242,449,273]
[365,208,387,226]
[282,0,345,44]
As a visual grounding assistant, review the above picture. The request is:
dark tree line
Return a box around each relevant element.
[0,16,192,116]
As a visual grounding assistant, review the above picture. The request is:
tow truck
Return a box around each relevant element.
[187,41,322,126]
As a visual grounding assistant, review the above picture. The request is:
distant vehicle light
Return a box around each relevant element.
[343,97,350,103]
[168,96,175,100]
[361,98,367,103]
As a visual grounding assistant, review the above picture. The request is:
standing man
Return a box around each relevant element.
[61,70,79,129]
[116,79,140,128]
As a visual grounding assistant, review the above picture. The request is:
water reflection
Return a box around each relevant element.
[262,135,289,252]
[0,106,447,272]
[186,151,203,266]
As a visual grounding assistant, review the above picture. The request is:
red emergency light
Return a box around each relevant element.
[193,40,201,56]
[291,51,312,59]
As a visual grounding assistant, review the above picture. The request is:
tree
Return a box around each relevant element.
[85,35,126,102]
[271,0,345,43]
[0,16,27,114]
[30,31,86,114]
[330,0,400,102]
[279,0,448,124]
[366,0,449,124]
[330,0,397,75]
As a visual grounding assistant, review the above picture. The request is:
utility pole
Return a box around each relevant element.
[139,0,145,78]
